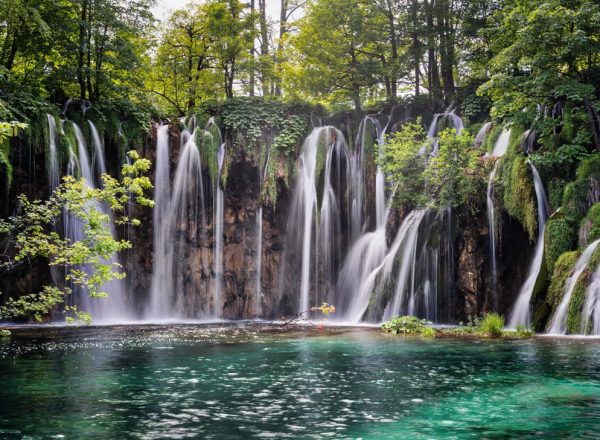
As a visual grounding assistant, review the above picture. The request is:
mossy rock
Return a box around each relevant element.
[565,269,591,334]
[500,154,538,241]
[547,178,566,212]
[546,251,579,311]
[562,155,600,226]
[544,216,577,274]
[579,203,600,247]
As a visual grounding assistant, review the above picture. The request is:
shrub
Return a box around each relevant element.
[500,154,538,241]
[0,329,10,337]
[544,217,577,274]
[381,316,433,336]
[478,313,505,337]
[546,251,579,310]
[579,203,600,247]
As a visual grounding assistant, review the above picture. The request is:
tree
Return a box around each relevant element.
[424,128,477,208]
[287,0,387,111]
[0,152,153,322]
[380,121,430,208]
[479,0,600,152]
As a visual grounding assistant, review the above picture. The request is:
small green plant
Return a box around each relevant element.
[0,329,10,337]
[514,324,534,338]
[478,313,505,337]
[381,316,434,337]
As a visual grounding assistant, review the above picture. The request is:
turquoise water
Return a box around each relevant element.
[1,325,600,439]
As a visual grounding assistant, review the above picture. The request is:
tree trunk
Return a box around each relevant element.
[385,0,398,97]
[77,0,88,100]
[437,0,455,104]
[411,0,420,96]
[275,0,288,96]
[426,0,442,109]
[86,2,93,101]
[249,0,256,97]
[259,0,270,95]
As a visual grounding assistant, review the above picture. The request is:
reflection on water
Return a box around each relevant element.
[1,325,600,439]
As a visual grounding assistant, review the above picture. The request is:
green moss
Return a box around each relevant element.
[563,155,600,226]
[547,178,566,212]
[566,266,591,334]
[579,203,600,247]
[544,216,577,274]
[478,313,505,337]
[482,123,503,154]
[500,154,538,241]
[546,251,579,311]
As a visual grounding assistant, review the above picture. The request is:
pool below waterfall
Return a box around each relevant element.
[1,324,600,439]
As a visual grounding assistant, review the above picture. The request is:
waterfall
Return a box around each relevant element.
[85,121,131,321]
[88,121,107,182]
[58,122,131,321]
[384,211,428,320]
[581,262,600,335]
[255,206,263,317]
[298,128,321,313]
[547,239,600,335]
[486,161,500,308]
[46,114,59,190]
[490,128,511,157]
[213,138,226,317]
[507,162,549,329]
[148,124,171,318]
[427,109,464,155]
[280,126,351,314]
[475,122,492,146]
[147,125,206,319]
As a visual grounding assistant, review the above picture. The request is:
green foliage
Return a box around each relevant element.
[544,217,577,274]
[0,152,153,322]
[381,125,478,211]
[0,329,9,337]
[511,324,534,338]
[580,203,600,246]
[274,115,309,157]
[381,316,434,337]
[478,313,504,337]
[286,0,388,110]
[546,251,579,311]
[380,121,429,208]
[565,265,592,334]
[499,155,538,241]
[0,120,27,184]
[425,129,478,209]
[563,155,600,228]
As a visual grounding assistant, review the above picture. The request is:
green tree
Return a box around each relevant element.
[0,152,153,323]
[424,128,477,208]
[380,121,430,208]
[286,0,388,111]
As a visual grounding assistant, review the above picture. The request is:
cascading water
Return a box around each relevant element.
[507,162,549,329]
[485,128,510,308]
[255,206,263,317]
[475,122,492,146]
[279,126,351,314]
[46,114,59,190]
[213,141,225,317]
[88,121,107,182]
[490,128,511,157]
[547,239,600,335]
[84,121,131,321]
[147,124,171,318]
[486,162,500,306]
[581,261,600,335]
[148,125,206,319]
[428,109,464,155]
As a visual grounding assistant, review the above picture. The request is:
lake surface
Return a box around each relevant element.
[1,324,599,439]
